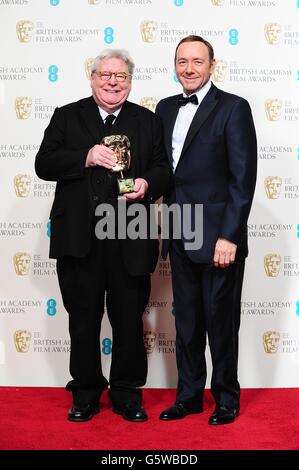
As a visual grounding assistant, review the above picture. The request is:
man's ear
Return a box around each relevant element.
[210,59,216,75]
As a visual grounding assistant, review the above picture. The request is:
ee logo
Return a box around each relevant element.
[104,27,114,44]
[46,299,57,316]
[228,29,239,45]
[48,65,58,82]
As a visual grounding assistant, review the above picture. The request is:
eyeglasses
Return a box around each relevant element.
[93,71,130,82]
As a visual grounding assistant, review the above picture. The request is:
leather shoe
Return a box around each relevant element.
[159,401,203,421]
[208,405,239,425]
[112,402,148,422]
[68,403,100,422]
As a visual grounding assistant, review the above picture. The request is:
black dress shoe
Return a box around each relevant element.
[159,401,203,421]
[68,403,100,422]
[208,405,239,425]
[112,402,148,422]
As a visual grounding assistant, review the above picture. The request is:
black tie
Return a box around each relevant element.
[104,114,116,135]
[178,94,198,107]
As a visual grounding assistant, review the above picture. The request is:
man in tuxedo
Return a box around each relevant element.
[156,36,257,425]
[35,49,170,422]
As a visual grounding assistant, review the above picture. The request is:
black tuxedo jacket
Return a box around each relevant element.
[35,96,171,276]
[156,83,257,263]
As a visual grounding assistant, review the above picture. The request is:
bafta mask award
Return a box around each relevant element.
[101,134,134,194]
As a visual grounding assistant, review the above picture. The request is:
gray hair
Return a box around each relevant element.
[91,49,135,76]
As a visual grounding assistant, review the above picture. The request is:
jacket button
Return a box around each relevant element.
[93,195,99,201]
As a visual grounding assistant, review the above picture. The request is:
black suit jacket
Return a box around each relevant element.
[35,96,171,276]
[156,83,257,263]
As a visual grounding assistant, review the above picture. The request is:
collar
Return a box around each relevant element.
[98,106,122,120]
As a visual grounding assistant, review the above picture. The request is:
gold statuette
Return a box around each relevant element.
[101,134,134,194]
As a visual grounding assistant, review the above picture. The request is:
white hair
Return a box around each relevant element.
[91,49,135,76]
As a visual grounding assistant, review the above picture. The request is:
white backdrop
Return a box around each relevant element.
[0,0,298,389]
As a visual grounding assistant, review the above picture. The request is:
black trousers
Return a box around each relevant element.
[170,239,245,410]
[56,235,150,407]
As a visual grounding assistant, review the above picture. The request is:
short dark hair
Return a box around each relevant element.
[175,35,214,63]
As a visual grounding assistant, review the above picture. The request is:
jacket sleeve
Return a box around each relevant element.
[219,98,257,244]
[35,107,89,182]
[140,113,172,202]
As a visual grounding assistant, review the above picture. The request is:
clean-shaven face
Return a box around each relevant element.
[91,57,132,112]
[175,41,215,95]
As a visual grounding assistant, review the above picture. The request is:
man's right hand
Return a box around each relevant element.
[85,144,117,169]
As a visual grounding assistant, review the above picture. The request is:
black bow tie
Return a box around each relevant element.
[178,94,198,107]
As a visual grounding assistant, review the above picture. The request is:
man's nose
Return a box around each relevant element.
[185,62,194,73]
[108,74,117,84]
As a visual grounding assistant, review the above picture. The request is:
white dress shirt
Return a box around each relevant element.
[98,106,121,123]
[172,80,212,171]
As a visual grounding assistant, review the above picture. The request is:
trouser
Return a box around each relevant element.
[56,236,150,407]
[170,239,245,409]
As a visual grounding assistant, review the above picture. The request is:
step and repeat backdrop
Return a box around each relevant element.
[0,0,298,388]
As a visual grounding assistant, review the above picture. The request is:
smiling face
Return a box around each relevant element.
[175,41,215,95]
[91,57,132,113]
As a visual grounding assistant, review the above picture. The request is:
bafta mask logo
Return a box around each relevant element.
[16,20,34,43]
[84,58,95,80]
[265,99,282,122]
[14,330,31,353]
[88,0,101,3]
[212,60,227,82]
[13,252,31,276]
[140,20,158,43]
[14,174,31,198]
[264,23,281,45]
[101,135,131,173]
[140,97,158,112]
[143,331,156,354]
[263,331,280,354]
[101,135,133,193]
[15,96,32,120]
[264,254,281,277]
[264,176,282,199]
[211,0,225,5]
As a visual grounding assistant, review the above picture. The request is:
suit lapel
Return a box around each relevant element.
[113,101,139,177]
[79,96,104,143]
[179,84,219,161]
[79,99,140,176]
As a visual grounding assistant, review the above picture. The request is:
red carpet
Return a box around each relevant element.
[0,387,298,450]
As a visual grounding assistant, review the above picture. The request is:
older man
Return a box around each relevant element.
[35,49,170,423]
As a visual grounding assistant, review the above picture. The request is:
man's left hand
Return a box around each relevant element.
[213,238,237,268]
[118,178,149,202]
